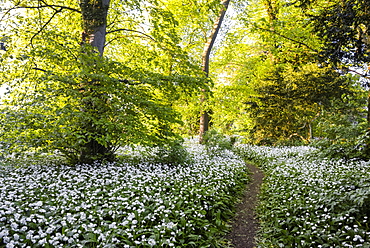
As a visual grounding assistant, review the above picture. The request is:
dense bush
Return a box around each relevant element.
[202,130,240,157]
[203,130,234,149]
[118,141,193,166]
[311,128,370,161]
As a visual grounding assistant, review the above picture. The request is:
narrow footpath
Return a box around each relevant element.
[226,163,264,248]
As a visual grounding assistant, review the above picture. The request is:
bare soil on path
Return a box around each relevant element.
[226,163,264,248]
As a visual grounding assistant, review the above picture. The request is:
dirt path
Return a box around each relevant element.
[226,163,264,248]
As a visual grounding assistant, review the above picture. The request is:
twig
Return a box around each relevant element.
[255,25,318,53]
[11,4,80,13]
[106,28,156,42]
[30,8,62,48]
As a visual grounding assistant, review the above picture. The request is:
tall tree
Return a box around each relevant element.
[78,0,111,162]
[309,0,370,125]
[153,0,234,139]
[199,0,230,143]
[210,0,357,144]
[0,0,205,163]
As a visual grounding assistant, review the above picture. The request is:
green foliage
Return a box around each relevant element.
[233,144,273,165]
[203,130,235,151]
[173,97,202,137]
[209,81,255,137]
[0,54,201,163]
[310,85,369,160]
[310,0,370,65]
[0,0,207,164]
[208,0,369,147]
[1,0,369,163]
[150,142,192,166]
[208,0,361,144]
[118,141,194,166]
[244,62,354,145]
[312,128,370,161]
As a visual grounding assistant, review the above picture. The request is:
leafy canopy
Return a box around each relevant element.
[0,0,206,163]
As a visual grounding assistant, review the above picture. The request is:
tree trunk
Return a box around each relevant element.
[199,0,230,143]
[80,0,110,56]
[78,0,112,164]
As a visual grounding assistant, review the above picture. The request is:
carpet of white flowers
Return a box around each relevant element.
[236,145,370,248]
[0,144,248,248]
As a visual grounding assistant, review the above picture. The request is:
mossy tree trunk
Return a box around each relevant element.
[78,0,113,164]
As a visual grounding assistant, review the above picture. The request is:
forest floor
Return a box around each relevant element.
[226,163,264,248]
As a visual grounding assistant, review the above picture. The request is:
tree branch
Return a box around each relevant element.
[106,28,156,42]
[11,4,80,13]
[118,79,143,85]
[255,26,370,81]
[32,67,49,73]
[32,67,146,85]
[256,25,319,53]
[202,0,231,75]
[105,28,177,54]
[105,35,153,47]
[344,67,370,80]
[30,8,62,48]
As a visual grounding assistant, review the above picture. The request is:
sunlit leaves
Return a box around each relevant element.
[0,0,208,162]
[208,0,363,144]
